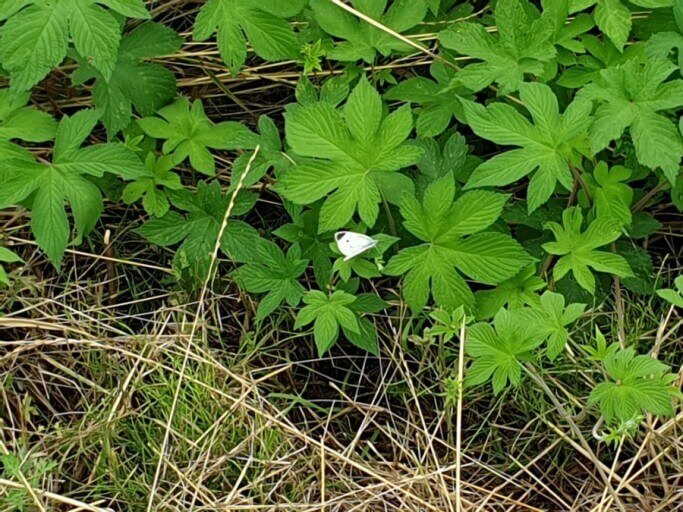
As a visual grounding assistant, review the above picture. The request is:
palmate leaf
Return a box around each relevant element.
[439,0,556,94]
[556,35,641,89]
[193,0,307,73]
[0,0,150,91]
[520,291,586,360]
[279,77,422,233]
[231,241,308,321]
[384,175,532,312]
[137,97,259,176]
[0,88,57,160]
[274,206,336,287]
[463,82,592,212]
[311,0,428,63]
[588,346,678,424]
[579,57,683,184]
[466,308,543,395]
[121,153,183,218]
[580,162,633,227]
[72,22,183,139]
[0,109,146,266]
[294,289,378,356]
[384,61,471,138]
[474,265,546,320]
[542,207,633,293]
[570,0,673,51]
[136,180,262,279]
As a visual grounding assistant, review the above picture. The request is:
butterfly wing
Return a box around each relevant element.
[335,231,378,261]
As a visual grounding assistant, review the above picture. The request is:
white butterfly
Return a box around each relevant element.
[335,231,378,261]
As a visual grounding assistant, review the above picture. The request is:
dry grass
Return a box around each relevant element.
[1,1,682,510]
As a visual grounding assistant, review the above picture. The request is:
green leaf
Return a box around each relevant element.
[542,207,633,293]
[580,161,633,226]
[274,207,336,287]
[0,246,23,287]
[384,175,531,312]
[0,109,145,266]
[280,77,422,232]
[594,0,631,51]
[520,291,586,360]
[466,308,543,395]
[137,98,259,176]
[384,62,471,138]
[231,241,308,321]
[463,82,592,211]
[121,154,183,218]
[136,180,262,278]
[0,89,56,159]
[193,0,306,73]
[72,22,182,139]
[580,58,683,183]
[311,0,428,63]
[439,0,556,94]
[0,0,150,91]
[294,289,363,356]
[474,265,546,320]
[656,275,683,307]
[588,347,678,423]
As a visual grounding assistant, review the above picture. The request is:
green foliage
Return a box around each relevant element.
[72,22,182,139]
[136,180,261,279]
[521,291,585,360]
[0,0,150,90]
[474,265,546,320]
[579,57,683,183]
[588,346,679,424]
[232,241,308,321]
[466,308,543,395]
[193,0,307,72]
[311,0,428,63]
[294,289,381,356]
[463,82,592,212]
[656,275,683,307]
[137,98,259,176]
[0,245,23,286]
[122,153,183,218]
[439,0,556,94]
[384,175,531,312]
[0,89,57,160]
[542,207,633,293]
[280,77,422,232]
[0,109,145,265]
[384,62,469,138]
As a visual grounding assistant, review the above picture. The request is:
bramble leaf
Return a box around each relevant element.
[136,180,262,278]
[0,0,150,91]
[0,109,146,266]
[294,289,365,356]
[72,22,182,139]
[588,346,678,424]
[193,0,306,73]
[466,308,543,395]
